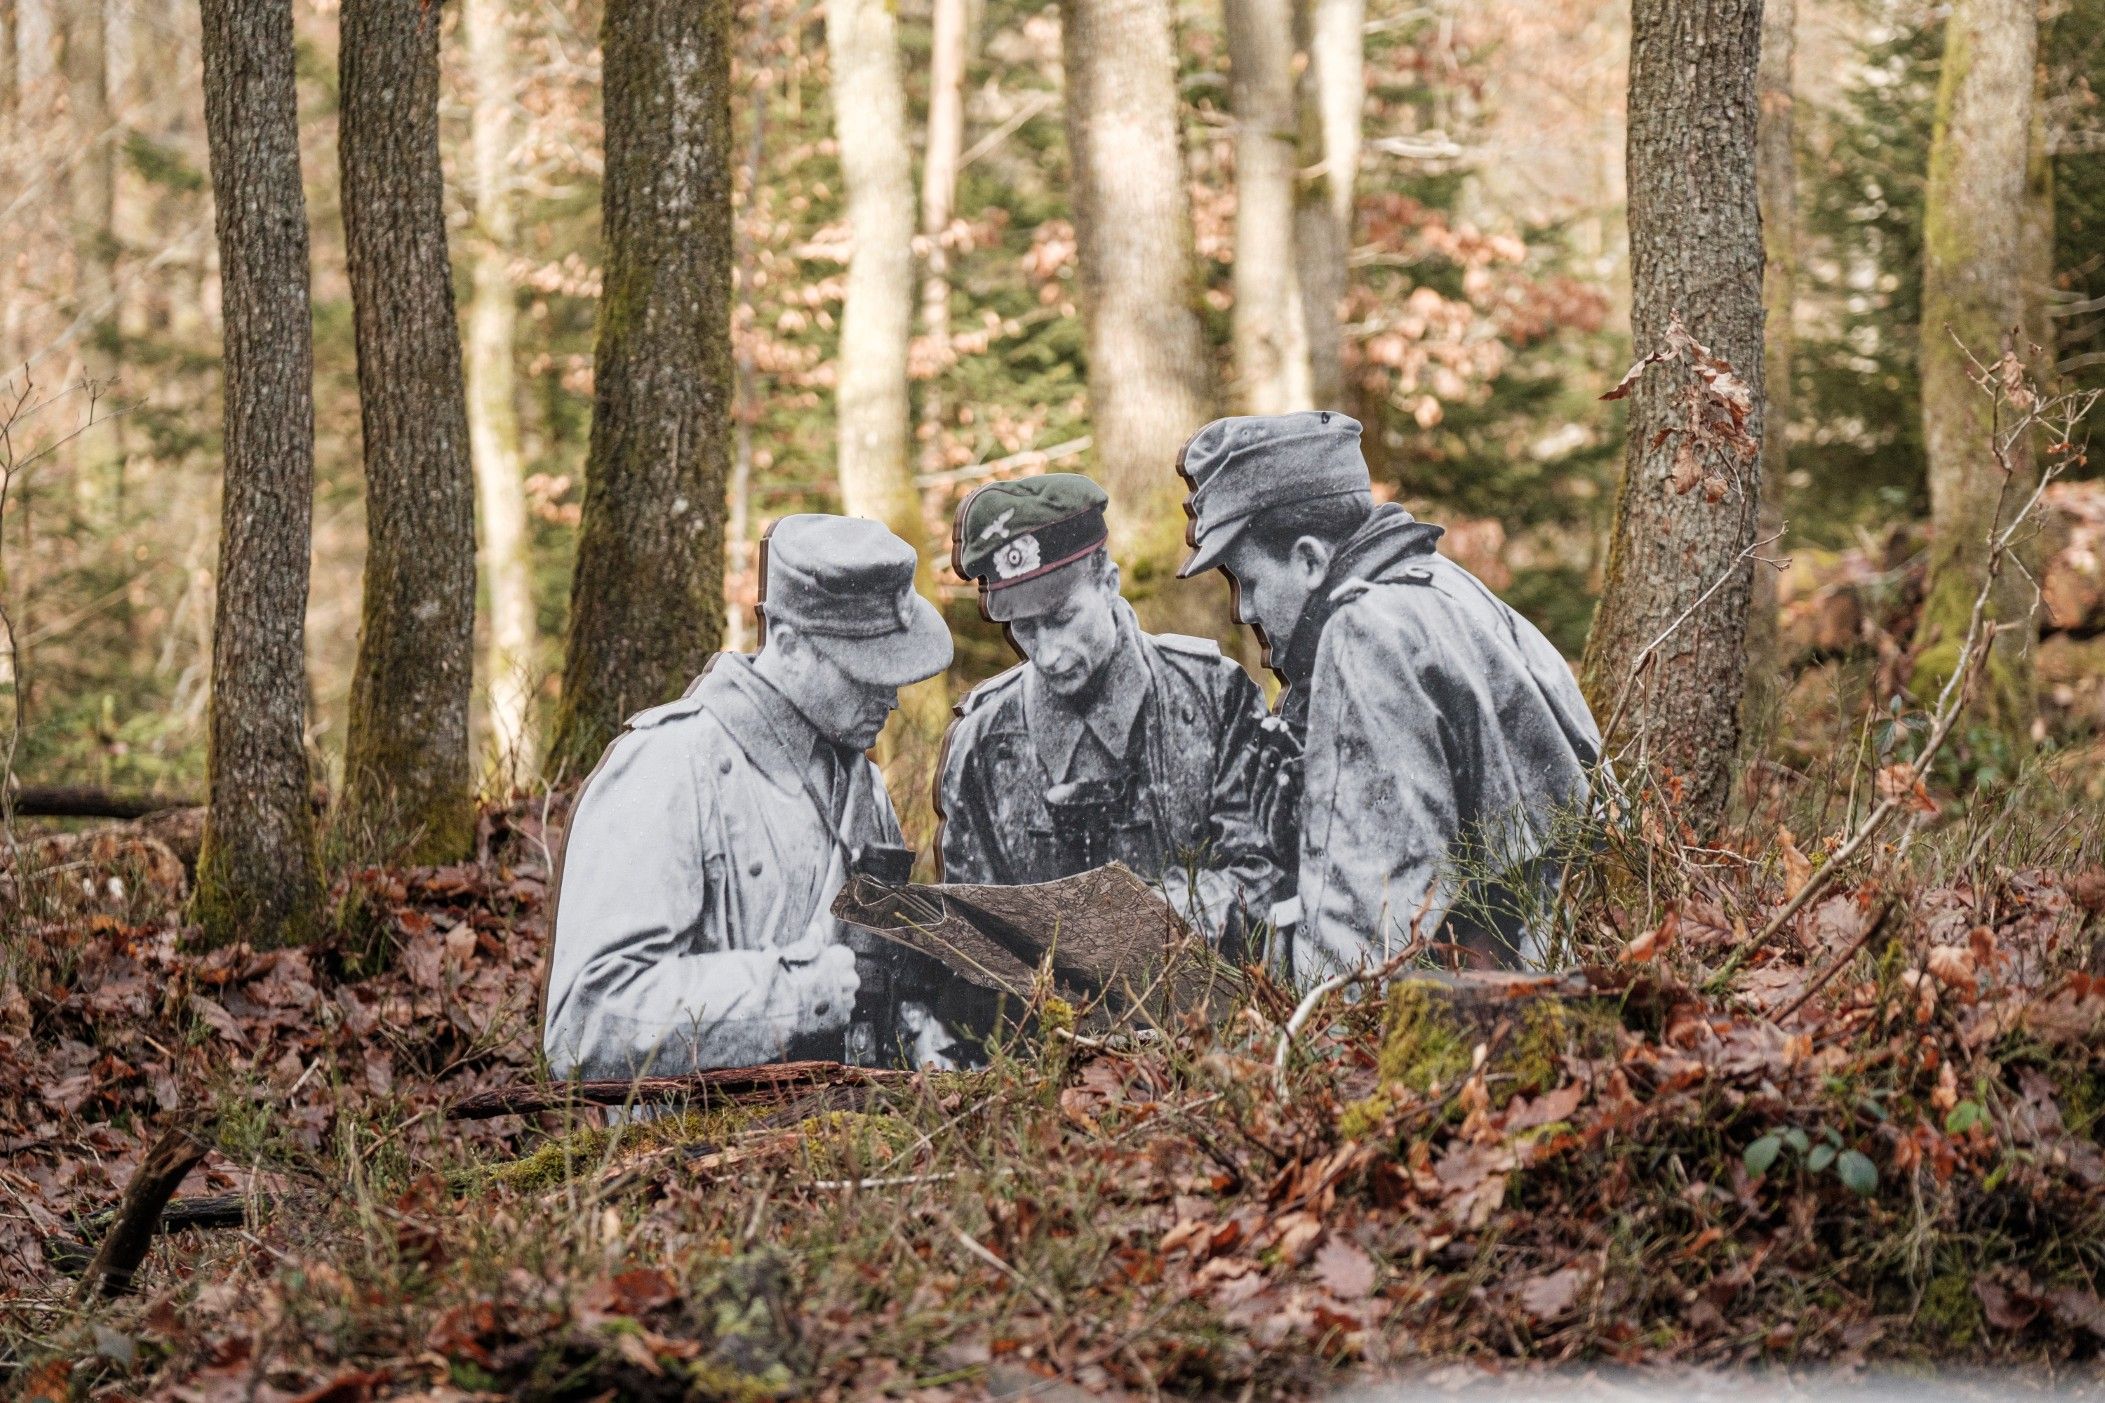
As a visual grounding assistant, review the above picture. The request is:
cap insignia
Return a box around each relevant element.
[993,533,1041,580]
[978,508,1017,543]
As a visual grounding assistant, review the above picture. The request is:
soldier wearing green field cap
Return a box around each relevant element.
[937,473,1279,943]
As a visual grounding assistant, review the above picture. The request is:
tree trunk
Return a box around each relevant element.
[825,0,948,742]
[1293,0,1356,410]
[547,0,733,778]
[62,0,122,521]
[193,0,324,944]
[1058,0,1214,584]
[2,0,16,118]
[1742,0,1796,714]
[917,0,968,480]
[1224,0,1310,415]
[462,0,539,786]
[1907,0,2039,748]
[337,0,478,863]
[1577,0,1765,832]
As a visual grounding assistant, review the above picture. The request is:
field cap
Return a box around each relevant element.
[762,514,953,686]
[1178,411,1370,578]
[953,474,1112,621]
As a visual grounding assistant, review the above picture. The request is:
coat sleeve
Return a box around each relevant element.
[934,714,999,884]
[1163,658,1281,936]
[1293,599,1457,978]
[543,728,798,1076]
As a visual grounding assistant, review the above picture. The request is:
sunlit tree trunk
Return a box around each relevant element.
[337,0,478,863]
[462,0,539,785]
[61,0,122,521]
[1059,0,1214,587]
[917,0,967,477]
[1293,0,1357,409]
[548,0,732,777]
[1224,0,1310,414]
[2,0,19,121]
[193,0,324,944]
[1908,0,2039,749]
[1743,0,1796,709]
[1578,0,1765,833]
[825,0,947,740]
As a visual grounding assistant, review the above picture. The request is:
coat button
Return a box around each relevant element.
[748,861,763,877]
[719,758,733,775]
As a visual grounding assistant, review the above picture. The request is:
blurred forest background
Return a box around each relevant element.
[2,0,2104,816]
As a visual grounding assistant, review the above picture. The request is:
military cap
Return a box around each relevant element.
[1177,411,1370,578]
[953,473,1112,620]
[760,514,953,686]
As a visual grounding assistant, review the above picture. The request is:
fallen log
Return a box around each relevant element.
[5,784,201,820]
[45,1193,283,1275]
[447,1060,913,1121]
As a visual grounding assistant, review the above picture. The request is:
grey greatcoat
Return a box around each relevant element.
[937,603,1279,936]
[542,653,902,1078]
[1278,506,1601,974]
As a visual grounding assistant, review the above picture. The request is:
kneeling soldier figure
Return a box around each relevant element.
[937,473,1279,943]
[544,514,955,1079]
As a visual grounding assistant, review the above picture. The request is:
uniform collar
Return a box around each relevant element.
[699,652,838,780]
[1024,599,1150,781]
[1278,505,1445,686]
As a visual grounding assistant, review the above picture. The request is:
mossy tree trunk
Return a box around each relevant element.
[825,0,948,744]
[193,0,324,945]
[1059,0,1216,612]
[1224,0,1311,415]
[1577,0,1765,832]
[1743,0,1797,714]
[337,0,479,864]
[547,0,733,778]
[1907,0,2039,751]
[463,0,540,785]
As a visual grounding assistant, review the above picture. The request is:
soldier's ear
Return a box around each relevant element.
[1290,536,1332,579]
[1101,555,1122,594]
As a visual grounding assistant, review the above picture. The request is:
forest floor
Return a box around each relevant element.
[2,737,2104,1401]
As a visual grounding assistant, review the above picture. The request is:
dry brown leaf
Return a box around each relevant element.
[1515,1265,1589,1324]
[1925,945,1978,1000]
[1778,829,1812,900]
[1311,1237,1376,1301]
[1623,908,1678,964]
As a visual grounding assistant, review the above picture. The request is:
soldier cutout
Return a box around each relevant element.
[936,474,1280,946]
[542,514,955,1079]
[1177,411,1602,975]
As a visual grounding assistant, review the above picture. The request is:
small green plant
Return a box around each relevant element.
[1743,1123,1880,1197]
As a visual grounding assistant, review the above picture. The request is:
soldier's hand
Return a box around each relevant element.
[775,942,860,1034]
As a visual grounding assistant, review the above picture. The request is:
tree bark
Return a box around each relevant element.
[338,0,479,863]
[463,0,540,785]
[1907,0,2039,747]
[1,0,17,118]
[548,0,733,778]
[1742,0,1797,710]
[1577,0,1765,832]
[1224,0,1311,414]
[193,0,324,944]
[825,0,948,741]
[1058,0,1214,583]
[917,0,968,477]
[62,0,123,521]
[1293,0,1356,410]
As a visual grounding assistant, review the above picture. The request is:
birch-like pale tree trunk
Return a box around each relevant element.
[917,0,968,478]
[1743,0,1796,700]
[1578,0,1765,833]
[62,0,122,521]
[1059,0,1213,575]
[1224,0,1311,414]
[462,0,539,784]
[1293,0,1358,409]
[194,0,324,944]
[825,0,947,738]
[1908,0,2039,747]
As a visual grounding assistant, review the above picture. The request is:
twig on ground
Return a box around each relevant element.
[73,1116,216,1300]
[950,1224,1064,1313]
[1272,937,1428,1101]
[1774,899,1895,1023]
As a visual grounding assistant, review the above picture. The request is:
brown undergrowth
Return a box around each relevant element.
[0,756,2102,1401]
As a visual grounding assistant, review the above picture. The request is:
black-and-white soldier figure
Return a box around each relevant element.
[1177,411,1601,973]
[543,514,954,1078]
[937,473,1279,942]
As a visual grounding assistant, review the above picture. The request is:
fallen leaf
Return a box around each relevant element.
[1515,1264,1589,1323]
[1311,1237,1375,1301]
[1623,908,1677,964]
